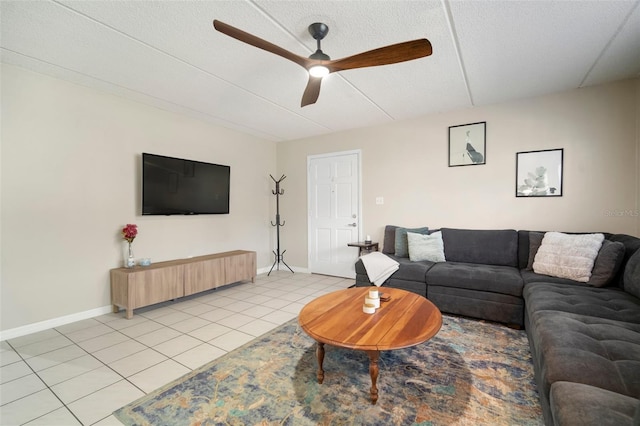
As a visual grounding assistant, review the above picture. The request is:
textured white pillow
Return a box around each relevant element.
[533,232,605,282]
[407,231,446,262]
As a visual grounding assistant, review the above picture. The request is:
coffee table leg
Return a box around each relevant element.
[316,342,325,384]
[366,350,380,404]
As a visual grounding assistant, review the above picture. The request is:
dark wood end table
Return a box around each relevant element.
[347,241,379,256]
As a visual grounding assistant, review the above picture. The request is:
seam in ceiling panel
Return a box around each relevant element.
[579,0,640,87]
[248,0,314,57]
[442,0,473,106]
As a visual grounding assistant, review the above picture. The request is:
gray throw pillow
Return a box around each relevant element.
[526,232,545,270]
[588,240,625,287]
[394,227,429,258]
[623,248,640,298]
[382,225,399,255]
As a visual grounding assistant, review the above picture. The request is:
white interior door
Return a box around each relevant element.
[308,151,361,278]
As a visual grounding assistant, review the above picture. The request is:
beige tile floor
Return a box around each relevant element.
[0,271,353,425]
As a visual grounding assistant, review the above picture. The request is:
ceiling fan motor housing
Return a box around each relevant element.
[308,23,329,40]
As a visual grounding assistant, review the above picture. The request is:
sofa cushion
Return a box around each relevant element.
[589,240,626,287]
[407,231,445,262]
[390,256,434,282]
[523,282,640,324]
[533,232,604,282]
[426,262,524,297]
[609,234,640,288]
[518,230,535,269]
[550,381,639,426]
[526,231,545,270]
[382,225,399,255]
[441,228,519,267]
[394,226,429,257]
[624,248,640,299]
[428,285,524,326]
[528,310,640,399]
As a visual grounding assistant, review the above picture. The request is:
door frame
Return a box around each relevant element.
[307,149,363,275]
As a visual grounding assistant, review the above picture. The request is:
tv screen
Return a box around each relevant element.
[142,153,230,215]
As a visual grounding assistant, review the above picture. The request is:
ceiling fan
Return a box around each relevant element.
[213,20,432,107]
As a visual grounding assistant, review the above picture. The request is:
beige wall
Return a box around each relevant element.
[277,79,640,268]
[2,63,638,334]
[1,64,276,332]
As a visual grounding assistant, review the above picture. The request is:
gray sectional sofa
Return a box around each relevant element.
[354,226,640,426]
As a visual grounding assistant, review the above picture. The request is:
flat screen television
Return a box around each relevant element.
[142,153,230,215]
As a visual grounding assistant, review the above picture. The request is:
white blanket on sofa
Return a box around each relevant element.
[360,252,399,286]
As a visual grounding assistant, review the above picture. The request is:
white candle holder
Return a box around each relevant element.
[365,296,380,309]
[363,303,376,314]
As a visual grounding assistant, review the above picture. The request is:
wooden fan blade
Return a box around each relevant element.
[326,39,432,73]
[213,20,312,69]
[301,76,323,107]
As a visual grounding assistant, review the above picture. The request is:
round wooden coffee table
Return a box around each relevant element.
[298,287,442,404]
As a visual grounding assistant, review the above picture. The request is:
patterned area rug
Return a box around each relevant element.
[114,315,542,425]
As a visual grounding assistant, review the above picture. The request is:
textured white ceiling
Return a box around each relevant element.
[2,0,639,142]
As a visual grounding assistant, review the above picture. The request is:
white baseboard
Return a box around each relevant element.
[0,305,113,342]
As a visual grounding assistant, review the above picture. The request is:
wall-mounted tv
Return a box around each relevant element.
[142,153,230,215]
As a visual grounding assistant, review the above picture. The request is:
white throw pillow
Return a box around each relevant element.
[533,232,605,282]
[407,231,446,262]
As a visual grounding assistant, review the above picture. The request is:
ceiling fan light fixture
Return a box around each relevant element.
[309,65,330,78]
[308,48,330,78]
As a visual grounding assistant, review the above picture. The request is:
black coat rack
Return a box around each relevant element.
[269,174,293,275]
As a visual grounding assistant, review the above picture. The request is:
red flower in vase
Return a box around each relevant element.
[122,224,138,243]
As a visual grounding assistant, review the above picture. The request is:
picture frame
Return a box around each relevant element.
[448,121,486,167]
[516,148,563,197]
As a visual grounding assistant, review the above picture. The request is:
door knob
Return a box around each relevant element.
[347,223,357,227]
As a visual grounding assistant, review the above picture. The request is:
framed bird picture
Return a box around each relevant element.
[448,122,486,167]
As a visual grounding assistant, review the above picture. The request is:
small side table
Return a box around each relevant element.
[348,241,379,256]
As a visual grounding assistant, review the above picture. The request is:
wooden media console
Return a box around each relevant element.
[110,250,256,319]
